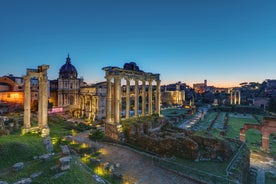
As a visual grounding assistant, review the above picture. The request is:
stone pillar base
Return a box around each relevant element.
[105,123,122,141]
[21,128,31,135]
[22,126,50,137]
[41,127,50,137]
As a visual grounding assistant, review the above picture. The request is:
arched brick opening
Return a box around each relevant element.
[240,117,276,152]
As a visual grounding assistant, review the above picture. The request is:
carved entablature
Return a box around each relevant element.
[26,65,49,78]
[102,64,160,82]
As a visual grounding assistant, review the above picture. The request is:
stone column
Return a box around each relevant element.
[148,80,153,115]
[114,76,121,124]
[80,95,84,117]
[106,76,112,123]
[234,91,237,105]
[134,79,139,117]
[141,80,146,116]
[23,76,31,129]
[156,80,161,115]
[125,78,130,119]
[40,73,48,128]
[58,92,61,106]
[240,128,245,142]
[238,90,241,105]
[230,91,233,105]
[38,75,42,126]
[78,96,81,117]
[262,131,269,152]
[88,96,93,119]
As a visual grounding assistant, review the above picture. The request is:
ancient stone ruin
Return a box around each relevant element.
[22,65,50,137]
[240,116,276,152]
[102,62,161,140]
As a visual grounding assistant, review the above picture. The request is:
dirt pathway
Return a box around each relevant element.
[73,132,200,184]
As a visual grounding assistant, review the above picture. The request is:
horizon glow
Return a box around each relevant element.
[0,0,275,88]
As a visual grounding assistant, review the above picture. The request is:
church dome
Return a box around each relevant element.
[59,54,78,79]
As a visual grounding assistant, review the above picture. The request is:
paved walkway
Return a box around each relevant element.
[73,131,201,184]
[250,152,276,184]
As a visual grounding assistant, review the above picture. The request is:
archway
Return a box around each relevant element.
[240,117,276,152]
[245,129,262,151]
[269,133,276,154]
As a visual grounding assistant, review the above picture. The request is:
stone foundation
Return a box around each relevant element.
[105,123,122,141]
[22,126,50,137]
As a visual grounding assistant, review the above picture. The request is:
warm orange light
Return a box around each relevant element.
[81,143,88,148]
[99,148,108,155]
[0,92,24,104]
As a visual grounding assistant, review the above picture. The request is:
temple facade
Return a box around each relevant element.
[103,62,161,140]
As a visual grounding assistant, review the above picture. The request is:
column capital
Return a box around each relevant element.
[105,75,113,80]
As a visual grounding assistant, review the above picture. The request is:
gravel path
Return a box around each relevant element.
[73,132,200,184]
[99,143,200,184]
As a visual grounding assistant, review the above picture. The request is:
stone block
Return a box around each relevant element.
[92,174,105,184]
[39,154,51,162]
[58,156,72,171]
[0,181,8,184]
[60,145,70,156]
[51,171,66,179]
[12,162,24,171]
[112,172,123,180]
[30,171,43,179]
[90,158,100,164]
[13,178,32,184]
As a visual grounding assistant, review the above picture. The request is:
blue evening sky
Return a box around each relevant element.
[0,0,275,87]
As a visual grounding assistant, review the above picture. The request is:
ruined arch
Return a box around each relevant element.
[240,117,276,152]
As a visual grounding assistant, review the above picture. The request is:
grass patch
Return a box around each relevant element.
[266,172,276,184]
[161,108,186,118]
[48,115,73,137]
[159,157,229,183]
[226,114,258,139]
[0,134,46,170]
[1,155,97,184]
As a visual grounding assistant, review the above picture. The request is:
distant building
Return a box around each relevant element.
[193,80,207,94]
[56,54,85,110]
[49,54,109,121]
[0,74,40,107]
[161,82,185,106]
[266,79,276,88]
[253,97,269,109]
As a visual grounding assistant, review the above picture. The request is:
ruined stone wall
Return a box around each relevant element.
[126,130,234,161]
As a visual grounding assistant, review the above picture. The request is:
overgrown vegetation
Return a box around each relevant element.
[0,134,45,170]
[89,127,104,141]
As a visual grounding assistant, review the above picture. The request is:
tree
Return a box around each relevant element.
[267,97,276,113]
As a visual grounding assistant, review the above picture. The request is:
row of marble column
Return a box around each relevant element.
[79,95,98,120]
[230,90,241,105]
[106,76,161,124]
[58,93,79,106]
